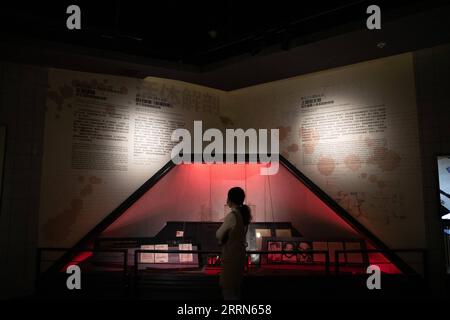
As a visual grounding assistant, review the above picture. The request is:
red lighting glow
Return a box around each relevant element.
[61,251,93,272]
[97,162,402,274]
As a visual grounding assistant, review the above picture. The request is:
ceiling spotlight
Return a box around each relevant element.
[100,34,114,39]
[208,30,218,39]
[376,42,386,49]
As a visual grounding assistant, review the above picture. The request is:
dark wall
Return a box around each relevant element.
[414,43,450,295]
[0,63,47,298]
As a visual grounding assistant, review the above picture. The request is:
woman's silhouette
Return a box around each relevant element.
[216,187,251,300]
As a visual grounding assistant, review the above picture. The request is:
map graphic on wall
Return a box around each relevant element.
[40,53,424,255]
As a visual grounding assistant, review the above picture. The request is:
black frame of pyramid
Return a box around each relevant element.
[46,154,415,274]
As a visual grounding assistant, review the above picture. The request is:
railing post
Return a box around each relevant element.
[35,248,41,293]
[422,249,429,290]
[133,250,139,297]
[122,249,129,297]
[334,251,340,276]
[123,249,128,276]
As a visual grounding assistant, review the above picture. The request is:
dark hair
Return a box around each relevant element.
[227,187,252,226]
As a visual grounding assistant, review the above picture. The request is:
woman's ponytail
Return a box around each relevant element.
[240,204,252,226]
[227,187,252,226]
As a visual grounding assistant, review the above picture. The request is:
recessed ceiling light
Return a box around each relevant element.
[208,30,218,39]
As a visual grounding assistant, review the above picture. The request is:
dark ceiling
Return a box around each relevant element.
[0,0,448,67]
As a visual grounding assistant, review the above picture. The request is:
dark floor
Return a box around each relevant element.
[33,268,434,300]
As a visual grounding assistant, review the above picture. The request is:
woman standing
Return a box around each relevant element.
[216,187,252,300]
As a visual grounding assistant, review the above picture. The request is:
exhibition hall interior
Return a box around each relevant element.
[1,1,450,301]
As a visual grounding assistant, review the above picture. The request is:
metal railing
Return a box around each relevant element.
[36,247,129,292]
[36,247,428,296]
[334,249,428,278]
[132,249,331,296]
[133,249,330,271]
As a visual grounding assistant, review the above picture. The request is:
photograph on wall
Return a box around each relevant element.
[178,243,193,263]
[282,241,297,263]
[297,241,313,264]
[267,241,282,263]
[176,230,184,237]
[154,244,169,263]
[140,244,155,264]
